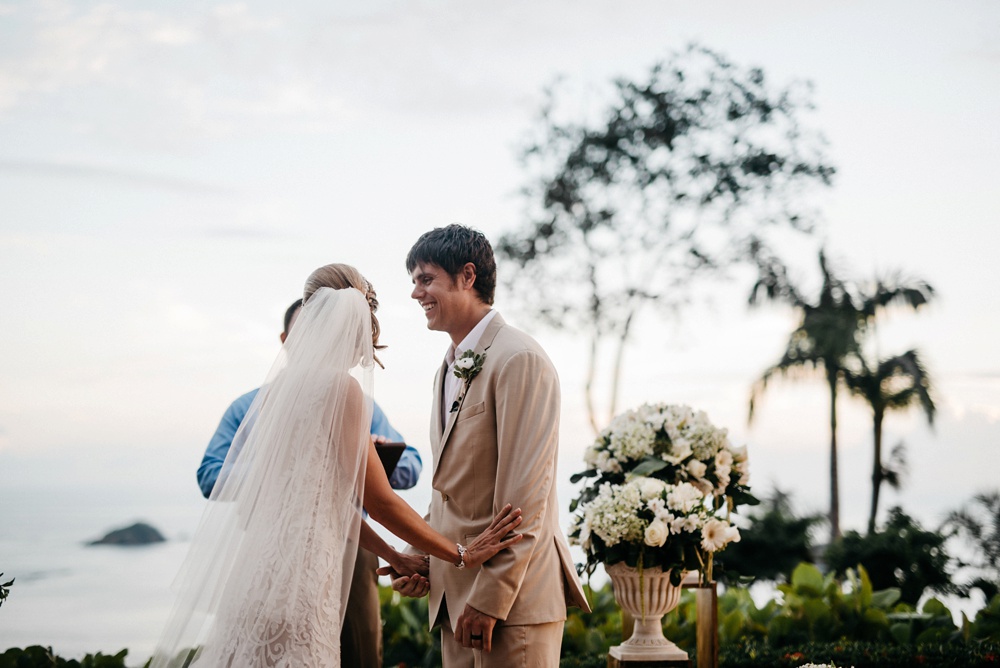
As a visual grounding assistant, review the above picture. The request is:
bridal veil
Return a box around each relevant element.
[150,287,374,668]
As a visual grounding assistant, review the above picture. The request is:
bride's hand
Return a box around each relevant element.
[384,551,430,579]
[462,504,523,570]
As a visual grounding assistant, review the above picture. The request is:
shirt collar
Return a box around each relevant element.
[446,309,497,365]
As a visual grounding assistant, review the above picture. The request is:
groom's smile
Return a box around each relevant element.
[410,261,491,347]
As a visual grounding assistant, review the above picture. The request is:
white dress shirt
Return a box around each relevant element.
[441,309,498,428]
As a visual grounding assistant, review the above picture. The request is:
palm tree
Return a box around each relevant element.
[843,350,935,533]
[943,491,1000,600]
[748,249,934,541]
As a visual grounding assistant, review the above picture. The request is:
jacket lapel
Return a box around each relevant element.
[436,313,506,460]
[430,360,448,464]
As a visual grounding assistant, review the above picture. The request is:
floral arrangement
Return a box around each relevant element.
[568,403,756,585]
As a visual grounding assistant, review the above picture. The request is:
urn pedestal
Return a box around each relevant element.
[606,563,689,665]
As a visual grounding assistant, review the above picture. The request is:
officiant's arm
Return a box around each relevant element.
[464,349,560,621]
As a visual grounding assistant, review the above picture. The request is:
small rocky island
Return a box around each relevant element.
[87,521,166,546]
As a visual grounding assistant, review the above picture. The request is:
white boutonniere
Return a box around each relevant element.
[450,349,486,413]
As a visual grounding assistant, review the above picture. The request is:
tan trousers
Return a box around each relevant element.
[440,617,564,668]
[341,547,381,668]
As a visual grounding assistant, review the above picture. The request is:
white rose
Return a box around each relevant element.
[638,477,666,500]
[644,518,669,547]
[667,482,703,512]
[455,357,476,370]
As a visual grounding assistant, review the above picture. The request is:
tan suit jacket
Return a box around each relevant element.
[425,313,589,627]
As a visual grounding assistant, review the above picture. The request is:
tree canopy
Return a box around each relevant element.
[497,44,835,431]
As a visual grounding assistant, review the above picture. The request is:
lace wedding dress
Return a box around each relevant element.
[150,288,374,668]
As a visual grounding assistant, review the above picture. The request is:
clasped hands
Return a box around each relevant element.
[374,560,499,652]
[376,503,522,650]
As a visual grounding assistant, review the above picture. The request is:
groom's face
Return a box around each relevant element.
[410,262,470,338]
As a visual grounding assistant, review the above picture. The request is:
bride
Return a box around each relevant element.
[150,264,522,668]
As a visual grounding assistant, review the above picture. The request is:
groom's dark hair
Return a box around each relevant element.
[406,224,497,305]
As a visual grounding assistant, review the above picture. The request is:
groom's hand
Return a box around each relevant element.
[455,604,498,652]
[392,573,430,598]
[376,564,430,598]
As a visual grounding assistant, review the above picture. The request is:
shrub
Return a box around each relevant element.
[0,647,129,668]
[825,507,957,605]
[715,488,823,584]
[720,639,1000,667]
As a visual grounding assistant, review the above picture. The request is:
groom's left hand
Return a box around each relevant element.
[455,604,498,652]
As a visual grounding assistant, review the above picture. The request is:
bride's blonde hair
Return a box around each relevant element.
[303,263,385,367]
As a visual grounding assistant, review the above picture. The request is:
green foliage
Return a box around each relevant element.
[970,594,1000,642]
[826,507,957,605]
[944,490,1000,600]
[379,586,439,668]
[0,647,129,668]
[561,583,621,660]
[0,573,12,609]
[716,487,823,584]
[5,576,998,668]
[720,639,1000,668]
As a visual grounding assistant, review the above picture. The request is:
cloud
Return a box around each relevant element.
[0,0,547,148]
[0,159,230,194]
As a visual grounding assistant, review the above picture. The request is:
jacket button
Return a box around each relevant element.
[441,492,449,502]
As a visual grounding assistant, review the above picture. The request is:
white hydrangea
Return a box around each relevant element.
[581,482,645,547]
[595,450,622,473]
[608,413,656,462]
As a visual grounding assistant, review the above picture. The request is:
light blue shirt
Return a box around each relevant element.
[197,388,421,498]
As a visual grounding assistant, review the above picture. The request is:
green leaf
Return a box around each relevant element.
[890,621,911,644]
[871,588,901,609]
[790,562,824,596]
[627,457,668,478]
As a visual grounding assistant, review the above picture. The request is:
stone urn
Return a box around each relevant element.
[606,562,688,662]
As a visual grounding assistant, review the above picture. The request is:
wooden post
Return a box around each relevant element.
[678,573,718,668]
[694,583,718,668]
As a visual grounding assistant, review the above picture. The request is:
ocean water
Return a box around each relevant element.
[0,483,205,666]
[0,475,435,667]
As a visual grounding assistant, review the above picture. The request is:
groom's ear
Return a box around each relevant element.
[459,262,477,290]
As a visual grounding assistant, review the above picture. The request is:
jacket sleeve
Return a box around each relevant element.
[465,349,560,619]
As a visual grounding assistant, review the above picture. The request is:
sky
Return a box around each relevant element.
[2,0,999,565]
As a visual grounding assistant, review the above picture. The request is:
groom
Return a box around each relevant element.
[402,224,589,667]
